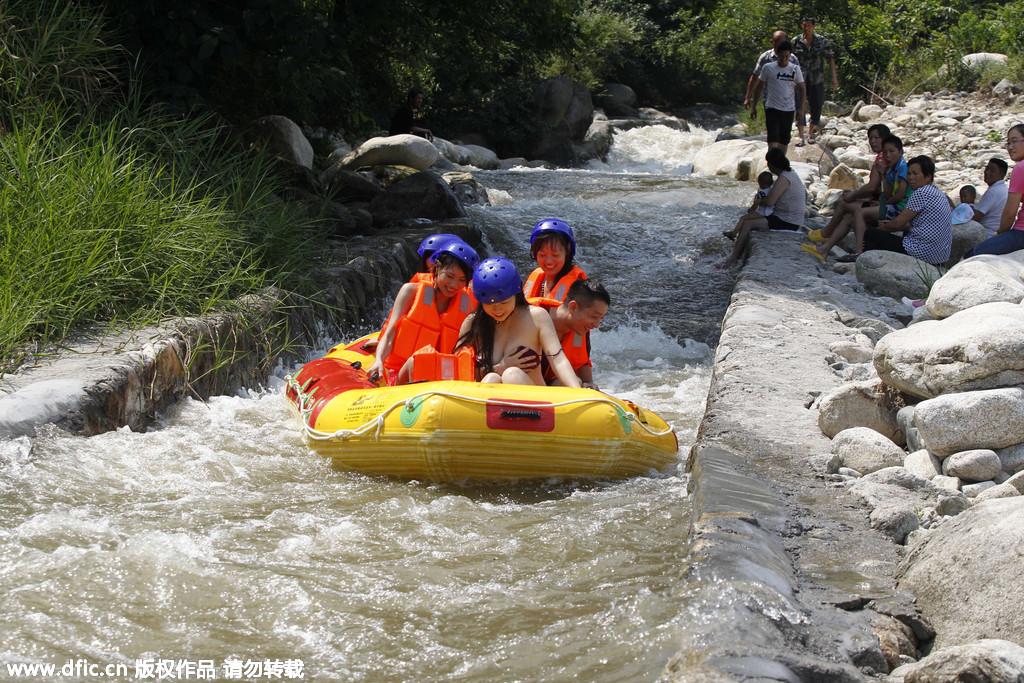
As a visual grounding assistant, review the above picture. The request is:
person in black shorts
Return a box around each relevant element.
[749,41,807,149]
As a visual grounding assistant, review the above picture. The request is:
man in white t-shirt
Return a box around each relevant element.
[743,30,799,109]
[749,41,807,150]
[973,157,1009,234]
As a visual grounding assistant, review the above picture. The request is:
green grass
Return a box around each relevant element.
[0,109,325,370]
[0,0,329,371]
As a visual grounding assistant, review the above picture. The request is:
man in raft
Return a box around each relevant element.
[456,257,581,387]
[522,218,587,302]
[529,279,610,390]
[366,239,479,385]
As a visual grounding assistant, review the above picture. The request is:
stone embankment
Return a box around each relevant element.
[678,90,1024,681]
[0,221,480,440]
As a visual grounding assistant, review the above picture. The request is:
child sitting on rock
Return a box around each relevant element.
[725,171,775,240]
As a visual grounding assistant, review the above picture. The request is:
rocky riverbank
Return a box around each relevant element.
[677,90,1024,681]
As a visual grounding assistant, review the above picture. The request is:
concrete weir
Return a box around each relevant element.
[0,221,480,439]
[666,233,914,681]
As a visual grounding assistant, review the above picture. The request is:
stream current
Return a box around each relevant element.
[0,125,747,681]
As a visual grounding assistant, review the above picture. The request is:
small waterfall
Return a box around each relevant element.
[589,124,718,175]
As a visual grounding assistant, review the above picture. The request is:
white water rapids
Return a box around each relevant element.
[0,125,750,681]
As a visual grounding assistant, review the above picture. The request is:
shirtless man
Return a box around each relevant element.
[456,257,581,388]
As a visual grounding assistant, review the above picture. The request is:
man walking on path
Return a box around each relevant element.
[749,41,807,150]
[792,17,839,146]
[743,30,799,110]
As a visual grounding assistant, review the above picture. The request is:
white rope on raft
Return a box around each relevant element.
[285,375,675,441]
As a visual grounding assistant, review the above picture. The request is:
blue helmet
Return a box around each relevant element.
[430,239,480,273]
[529,218,576,259]
[473,257,522,304]
[417,233,461,260]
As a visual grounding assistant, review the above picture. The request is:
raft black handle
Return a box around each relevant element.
[500,409,541,420]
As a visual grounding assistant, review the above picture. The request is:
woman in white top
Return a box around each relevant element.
[720,148,806,268]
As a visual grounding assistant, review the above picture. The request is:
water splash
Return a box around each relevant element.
[589,125,718,175]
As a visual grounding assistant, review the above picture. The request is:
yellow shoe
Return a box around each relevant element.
[801,242,827,264]
[807,228,825,244]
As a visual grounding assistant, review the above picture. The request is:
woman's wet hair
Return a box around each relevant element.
[881,134,904,152]
[530,233,575,281]
[456,293,529,376]
[432,252,473,279]
[866,123,892,139]
[907,155,935,180]
[764,147,792,172]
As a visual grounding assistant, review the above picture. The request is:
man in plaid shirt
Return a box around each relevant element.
[792,17,840,146]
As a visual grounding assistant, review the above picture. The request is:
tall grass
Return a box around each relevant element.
[0,110,322,368]
[0,1,328,370]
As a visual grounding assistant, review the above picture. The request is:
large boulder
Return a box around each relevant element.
[946,220,992,266]
[576,112,613,163]
[897,497,1024,648]
[432,137,470,165]
[830,427,905,475]
[692,139,769,180]
[341,134,440,171]
[249,115,314,169]
[817,379,902,444]
[317,168,382,203]
[914,388,1024,456]
[594,83,638,118]
[926,252,1024,318]
[368,171,466,227]
[443,172,489,206]
[532,75,594,163]
[891,639,1024,682]
[942,449,1002,482]
[854,104,884,122]
[873,302,1024,399]
[827,164,859,191]
[855,250,943,300]
[461,144,500,170]
[961,52,1010,70]
[786,141,840,175]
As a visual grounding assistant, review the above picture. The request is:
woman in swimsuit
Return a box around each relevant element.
[457,257,581,387]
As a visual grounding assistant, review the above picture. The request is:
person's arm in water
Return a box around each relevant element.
[533,309,581,389]
[999,190,1021,234]
[366,283,416,381]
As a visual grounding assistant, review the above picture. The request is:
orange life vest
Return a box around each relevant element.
[384,282,476,372]
[410,345,476,382]
[410,271,434,285]
[527,297,591,372]
[522,265,587,303]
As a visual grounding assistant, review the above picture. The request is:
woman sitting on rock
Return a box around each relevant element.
[719,147,806,268]
[863,155,952,266]
[457,257,581,387]
[965,124,1024,258]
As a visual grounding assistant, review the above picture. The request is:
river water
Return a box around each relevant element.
[0,126,746,682]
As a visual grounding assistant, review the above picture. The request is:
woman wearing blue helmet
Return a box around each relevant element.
[523,218,587,303]
[456,257,581,387]
[367,239,480,385]
[414,233,463,282]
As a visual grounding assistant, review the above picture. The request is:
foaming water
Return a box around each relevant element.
[0,133,746,681]
[588,125,717,175]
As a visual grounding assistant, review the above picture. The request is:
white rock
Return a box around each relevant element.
[962,481,997,498]
[837,150,873,170]
[829,340,874,364]
[874,302,1024,399]
[890,639,1024,681]
[926,253,1024,318]
[997,443,1024,474]
[915,388,1024,456]
[905,449,942,480]
[692,139,768,180]
[827,163,860,191]
[817,379,902,443]
[251,115,315,169]
[897,498,1024,648]
[974,482,1021,501]
[830,427,906,475]
[1007,470,1024,493]
[942,449,1002,482]
[932,475,961,491]
[961,52,1010,70]
[855,104,884,122]
[855,250,943,301]
[341,134,440,170]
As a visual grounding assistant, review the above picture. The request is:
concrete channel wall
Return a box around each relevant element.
[0,221,481,439]
[665,233,913,682]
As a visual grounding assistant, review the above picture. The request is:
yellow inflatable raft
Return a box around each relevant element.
[285,334,678,481]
